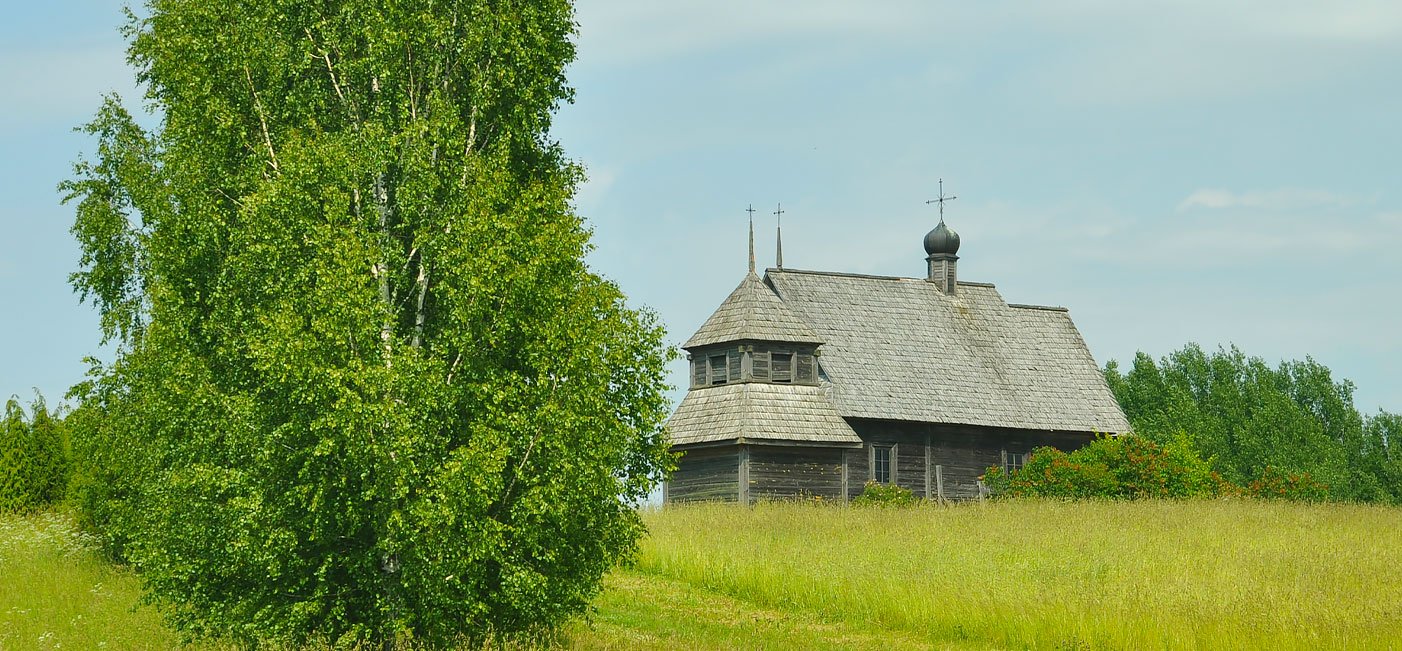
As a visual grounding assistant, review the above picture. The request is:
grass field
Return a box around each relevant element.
[5,500,1401,649]
[0,511,227,650]
[572,499,1402,650]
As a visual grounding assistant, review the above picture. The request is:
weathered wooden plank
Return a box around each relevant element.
[738,445,751,504]
[747,446,846,500]
[668,446,739,503]
[845,419,1096,501]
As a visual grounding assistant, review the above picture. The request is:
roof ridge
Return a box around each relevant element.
[765,267,997,288]
[1007,303,1069,312]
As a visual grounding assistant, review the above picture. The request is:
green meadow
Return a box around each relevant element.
[5,500,1401,649]
[0,511,226,650]
[572,499,1402,650]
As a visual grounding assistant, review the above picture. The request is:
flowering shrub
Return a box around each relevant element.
[983,433,1233,500]
[851,480,918,507]
[1246,466,1329,501]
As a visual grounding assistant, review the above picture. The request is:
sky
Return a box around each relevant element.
[2,1,1400,418]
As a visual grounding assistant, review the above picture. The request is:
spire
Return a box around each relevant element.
[773,203,785,268]
[746,204,757,273]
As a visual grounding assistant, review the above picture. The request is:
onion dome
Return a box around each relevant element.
[923,221,960,255]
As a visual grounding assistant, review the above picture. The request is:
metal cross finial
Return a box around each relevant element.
[925,178,957,225]
[773,203,785,268]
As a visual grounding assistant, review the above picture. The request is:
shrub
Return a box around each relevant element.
[851,481,918,507]
[1246,466,1329,501]
[985,433,1231,500]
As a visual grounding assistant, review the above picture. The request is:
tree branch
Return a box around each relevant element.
[243,65,279,173]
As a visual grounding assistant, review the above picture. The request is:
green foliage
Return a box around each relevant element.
[850,480,918,507]
[62,0,674,647]
[984,434,1229,499]
[0,402,32,513]
[0,395,69,514]
[1104,344,1400,503]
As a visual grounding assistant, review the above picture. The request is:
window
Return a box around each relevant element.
[772,353,793,383]
[692,358,706,387]
[796,353,814,383]
[709,355,728,385]
[752,351,770,381]
[873,445,893,484]
[1002,450,1026,474]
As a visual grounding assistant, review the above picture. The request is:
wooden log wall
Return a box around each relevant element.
[748,446,846,501]
[667,424,1091,504]
[844,447,868,498]
[846,420,1093,501]
[667,445,739,503]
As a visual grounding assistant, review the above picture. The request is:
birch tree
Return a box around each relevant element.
[62,1,674,646]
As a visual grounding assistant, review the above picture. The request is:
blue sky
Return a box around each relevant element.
[3,1,1400,416]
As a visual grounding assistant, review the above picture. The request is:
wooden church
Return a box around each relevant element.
[663,204,1131,503]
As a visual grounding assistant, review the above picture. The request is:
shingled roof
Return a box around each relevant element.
[683,272,822,349]
[667,382,862,447]
[765,269,1130,434]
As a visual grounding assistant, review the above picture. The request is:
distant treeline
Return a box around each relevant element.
[988,343,1401,503]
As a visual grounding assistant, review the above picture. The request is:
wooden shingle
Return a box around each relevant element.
[667,383,862,446]
[764,268,1131,434]
[683,272,823,349]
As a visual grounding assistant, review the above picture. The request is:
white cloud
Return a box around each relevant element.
[573,1,1402,106]
[1177,188,1369,212]
[574,0,949,66]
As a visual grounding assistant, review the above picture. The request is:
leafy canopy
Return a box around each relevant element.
[1104,344,1401,503]
[63,0,674,646]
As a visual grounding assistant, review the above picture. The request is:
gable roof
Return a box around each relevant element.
[667,382,862,447]
[765,268,1130,434]
[683,272,823,350]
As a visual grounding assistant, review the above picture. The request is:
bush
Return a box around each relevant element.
[1246,466,1329,501]
[984,433,1231,500]
[851,481,918,507]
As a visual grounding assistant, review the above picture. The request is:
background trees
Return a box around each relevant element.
[1105,344,1401,503]
[62,0,673,646]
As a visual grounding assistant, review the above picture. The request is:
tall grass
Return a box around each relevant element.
[631,499,1402,650]
[0,510,224,649]
[9,503,1401,649]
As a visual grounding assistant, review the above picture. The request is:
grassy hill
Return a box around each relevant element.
[5,500,1402,649]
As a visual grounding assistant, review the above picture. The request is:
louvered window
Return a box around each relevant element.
[772,353,793,383]
[752,351,770,381]
[796,354,814,384]
[692,358,706,387]
[709,355,728,385]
